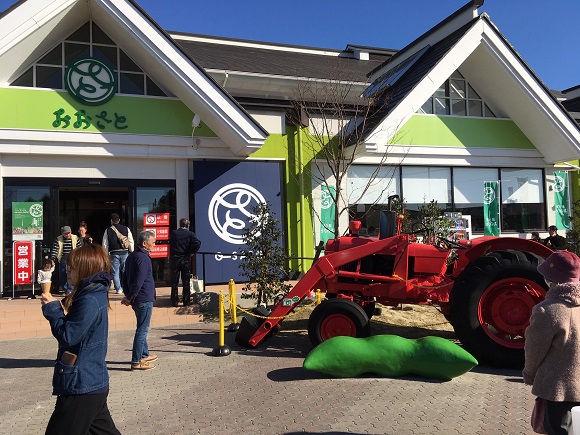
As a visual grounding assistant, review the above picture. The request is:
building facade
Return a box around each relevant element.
[1,0,580,295]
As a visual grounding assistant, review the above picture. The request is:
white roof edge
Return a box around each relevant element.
[365,19,580,165]
[170,33,341,57]
[368,3,480,83]
[0,0,268,156]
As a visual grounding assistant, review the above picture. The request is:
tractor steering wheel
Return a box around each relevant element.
[437,237,466,249]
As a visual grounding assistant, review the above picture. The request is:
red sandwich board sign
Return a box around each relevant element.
[13,241,34,285]
[144,213,169,226]
[143,213,170,258]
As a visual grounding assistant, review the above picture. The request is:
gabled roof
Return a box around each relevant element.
[172,33,392,83]
[0,0,268,157]
[359,2,580,164]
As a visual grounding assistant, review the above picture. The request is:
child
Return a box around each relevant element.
[37,258,55,296]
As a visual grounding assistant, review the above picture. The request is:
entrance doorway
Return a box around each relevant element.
[59,188,130,245]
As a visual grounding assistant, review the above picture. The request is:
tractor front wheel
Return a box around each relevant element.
[449,250,546,368]
[308,298,371,347]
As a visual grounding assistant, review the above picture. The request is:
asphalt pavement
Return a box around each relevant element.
[0,319,537,435]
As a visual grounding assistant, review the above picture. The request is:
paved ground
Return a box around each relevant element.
[0,319,536,435]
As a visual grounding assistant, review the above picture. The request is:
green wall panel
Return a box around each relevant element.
[0,87,216,137]
[395,115,535,149]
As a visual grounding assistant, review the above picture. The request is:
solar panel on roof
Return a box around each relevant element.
[364,45,430,98]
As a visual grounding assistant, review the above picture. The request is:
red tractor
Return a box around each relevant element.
[235,212,553,368]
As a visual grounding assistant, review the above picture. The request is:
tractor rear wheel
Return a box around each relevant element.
[449,250,547,368]
[308,298,371,347]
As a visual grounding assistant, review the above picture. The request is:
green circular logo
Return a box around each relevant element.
[65,58,116,105]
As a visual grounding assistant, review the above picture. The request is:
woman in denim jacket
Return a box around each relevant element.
[42,243,120,434]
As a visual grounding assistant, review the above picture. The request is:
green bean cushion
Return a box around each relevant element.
[303,335,477,381]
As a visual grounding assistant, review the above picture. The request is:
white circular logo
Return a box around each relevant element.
[65,58,116,105]
[554,175,565,193]
[208,183,266,244]
[483,186,495,205]
[321,189,333,210]
[29,203,43,217]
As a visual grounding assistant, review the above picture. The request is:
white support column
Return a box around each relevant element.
[175,160,190,227]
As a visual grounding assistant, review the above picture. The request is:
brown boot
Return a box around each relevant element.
[131,359,155,371]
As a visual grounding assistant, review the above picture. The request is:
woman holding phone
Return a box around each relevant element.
[41,243,120,434]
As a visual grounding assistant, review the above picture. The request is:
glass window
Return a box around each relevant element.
[136,187,176,282]
[120,50,140,72]
[146,77,168,97]
[450,79,466,99]
[468,100,483,117]
[348,165,400,205]
[93,45,117,70]
[419,99,433,114]
[416,71,496,118]
[68,22,90,43]
[38,45,62,66]
[434,83,448,98]
[451,99,466,116]
[36,66,62,89]
[120,72,145,95]
[92,23,114,45]
[484,104,496,118]
[434,98,449,115]
[500,169,545,231]
[11,68,33,87]
[9,21,169,97]
[402,167,451,211]
[453,168,498,232]
[65,42,90,64]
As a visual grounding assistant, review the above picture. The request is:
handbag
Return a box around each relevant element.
[531,397,547,434]
[190,275,204,293]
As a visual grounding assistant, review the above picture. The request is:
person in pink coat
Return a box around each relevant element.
[524,250,580,434]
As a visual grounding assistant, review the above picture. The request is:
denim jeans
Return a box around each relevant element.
[131,301,153,364]
[58,260,73,293]
[110,251,128,292]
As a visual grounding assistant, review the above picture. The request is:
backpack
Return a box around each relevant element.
[110,225,130,249]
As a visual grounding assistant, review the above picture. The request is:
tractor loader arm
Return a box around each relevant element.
[235,234,409,348]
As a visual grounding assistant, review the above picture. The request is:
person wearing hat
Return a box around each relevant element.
[49,226,78,295]
[523,251,580,434]
[543,225,567,250]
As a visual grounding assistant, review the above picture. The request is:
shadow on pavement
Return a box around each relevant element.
[0,357,54,368]
[285,432,371,435]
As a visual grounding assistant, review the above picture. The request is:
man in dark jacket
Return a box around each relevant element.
[121,231,157,371]
[169,218,201,307]
[543,225,567,250]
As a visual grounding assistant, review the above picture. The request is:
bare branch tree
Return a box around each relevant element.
[288,67,407,239]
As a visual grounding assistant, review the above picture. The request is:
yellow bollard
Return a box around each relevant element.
[227,279,240,332]
[212,290,231,356]
[316,289,322,305]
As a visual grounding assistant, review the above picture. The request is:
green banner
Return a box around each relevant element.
[554,171,570,230]
[12,202,44,241]
[320,186,336,244]
[483,181,500,236]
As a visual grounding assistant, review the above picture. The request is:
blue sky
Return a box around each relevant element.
[1,0,578,91]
